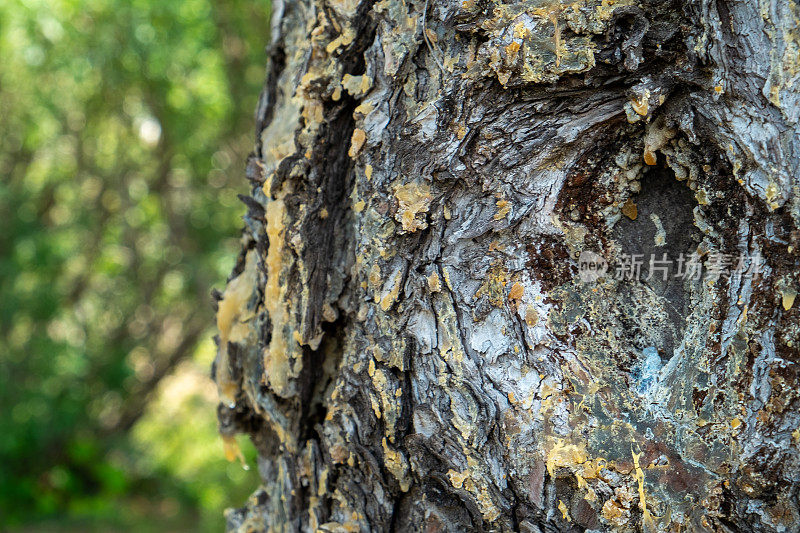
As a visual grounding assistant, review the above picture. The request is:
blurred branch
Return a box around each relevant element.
[109,320,208,435]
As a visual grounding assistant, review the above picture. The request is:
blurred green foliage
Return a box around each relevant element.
[0,0,269,529]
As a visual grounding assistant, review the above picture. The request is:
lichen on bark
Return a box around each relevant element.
[213,0,800,531]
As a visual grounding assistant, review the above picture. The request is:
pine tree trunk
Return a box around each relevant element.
[213,0,800,531]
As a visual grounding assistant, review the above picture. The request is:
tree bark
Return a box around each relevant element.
[213,0,800,531]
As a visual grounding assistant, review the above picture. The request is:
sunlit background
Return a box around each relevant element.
[0,0,269,529]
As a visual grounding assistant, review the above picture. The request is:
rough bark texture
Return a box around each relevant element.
[213,0,800,531]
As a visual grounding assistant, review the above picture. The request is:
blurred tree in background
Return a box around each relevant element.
[0,0,269,529]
